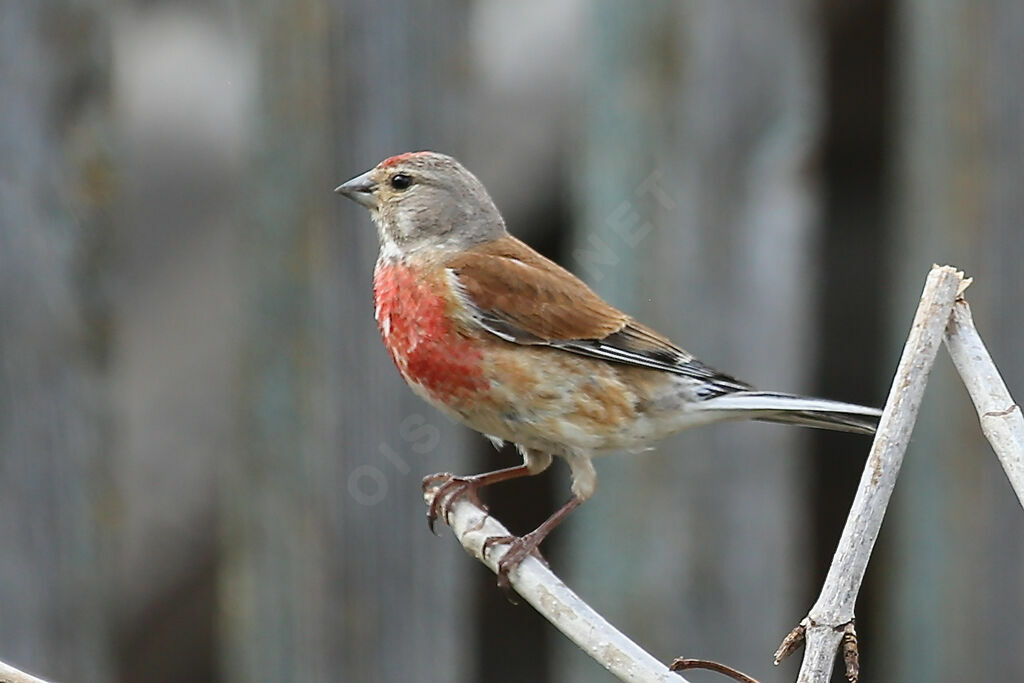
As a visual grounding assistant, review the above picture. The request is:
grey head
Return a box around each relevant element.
[335,151,507,257]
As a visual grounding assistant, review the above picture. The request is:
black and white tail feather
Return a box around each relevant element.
[697,391,882,435]
[555,328,883,435]
[468,297,882,435]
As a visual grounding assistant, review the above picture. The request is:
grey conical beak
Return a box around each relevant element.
[334,169,378,208]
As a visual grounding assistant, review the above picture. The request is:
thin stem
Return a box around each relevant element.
[943,297,1024,509]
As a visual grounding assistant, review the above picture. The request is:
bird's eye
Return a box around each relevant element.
[390,173,413,190]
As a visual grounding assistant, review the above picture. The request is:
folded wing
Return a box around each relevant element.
[445,237,750,397]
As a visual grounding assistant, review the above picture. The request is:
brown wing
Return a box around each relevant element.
[446,236,750,392]
[446,236,627,342]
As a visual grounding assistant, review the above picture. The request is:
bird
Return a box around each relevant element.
[335,151,881,590]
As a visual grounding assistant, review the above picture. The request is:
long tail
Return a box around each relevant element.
[698,391,882,435]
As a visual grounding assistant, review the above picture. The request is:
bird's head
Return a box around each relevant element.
[336,151,507,258]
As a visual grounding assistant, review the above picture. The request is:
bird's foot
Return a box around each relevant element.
[483,531,548,594]
[422,472,486,535]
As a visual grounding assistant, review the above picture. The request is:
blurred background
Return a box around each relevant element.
[1,1,1022,681]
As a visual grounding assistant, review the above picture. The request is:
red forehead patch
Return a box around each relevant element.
[380,151,432,168]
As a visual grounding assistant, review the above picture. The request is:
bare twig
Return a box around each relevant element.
[670,657,761,683]
[777,265,964,682]
[422,484,689,683]
[0,660,51,683]
[943,297,1024,509]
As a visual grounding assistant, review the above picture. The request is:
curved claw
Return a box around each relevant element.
[421,472,454,492]
[479,534,520,603]
[486,532,548,593]
[423,462,538,537]
[486,496,581,593]
[422,472,485,535]
[422,472,455,535]
[482,534,515,558]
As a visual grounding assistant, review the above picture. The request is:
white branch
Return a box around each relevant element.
[0,660,52,683]
[943,297,1024,509]
[782,265,964,682]
[422,486,690,683]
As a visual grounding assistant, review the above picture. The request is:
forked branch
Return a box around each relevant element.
[775,265,965,682]
[427,265,1019,683]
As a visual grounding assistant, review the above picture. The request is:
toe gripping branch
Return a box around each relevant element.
[419,477,693,682]
[421,470,581,592]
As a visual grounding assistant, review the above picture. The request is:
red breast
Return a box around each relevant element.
[373,260,490,404]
